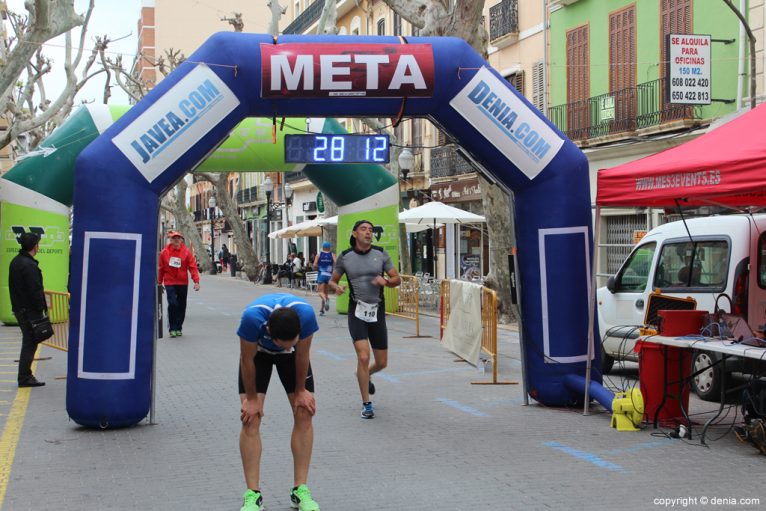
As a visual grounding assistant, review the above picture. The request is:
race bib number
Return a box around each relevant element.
[169,256,182,268]
[354,300,379,323]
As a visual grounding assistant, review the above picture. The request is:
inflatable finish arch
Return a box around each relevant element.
[69,33,599,427]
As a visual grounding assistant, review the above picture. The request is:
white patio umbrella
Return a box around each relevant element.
[317,215,338,226]
[398,201,485,276]
[269,216,342,239]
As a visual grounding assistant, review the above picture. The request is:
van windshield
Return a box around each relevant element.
[654,240,729,289]
[616,243,656,292]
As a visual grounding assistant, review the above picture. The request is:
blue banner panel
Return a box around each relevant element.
[543,228,590,361]
[81,236,139,376]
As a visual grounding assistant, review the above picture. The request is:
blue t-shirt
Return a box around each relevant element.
[237,293,319,353]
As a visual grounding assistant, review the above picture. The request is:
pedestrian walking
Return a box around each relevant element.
[312,241,336,316]
[222,244,231,272]
[237,293,321,511]
[8,232,48,387]
[157,231,200,337]
[329,220,400,419]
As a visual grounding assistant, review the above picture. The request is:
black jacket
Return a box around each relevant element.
[8,250,46,314]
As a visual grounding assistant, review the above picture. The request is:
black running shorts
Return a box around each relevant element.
[238,350,314,394]
[347,300,388,350]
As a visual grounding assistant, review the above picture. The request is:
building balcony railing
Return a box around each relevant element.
[430,145,475,179]
[236,185,258,205]
[489,0,518,45]
[283,0,336,34]
[284,170,304,183]
[547,77,699,142]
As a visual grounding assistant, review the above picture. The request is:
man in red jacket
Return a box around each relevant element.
[158,231,200,337]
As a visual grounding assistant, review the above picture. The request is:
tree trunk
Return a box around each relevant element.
[323,198,338,250]
[163,178,212,273]
[199,173,262,282]
[478,177,517,324]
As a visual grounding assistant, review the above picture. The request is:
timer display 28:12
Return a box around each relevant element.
[284,134,390,164]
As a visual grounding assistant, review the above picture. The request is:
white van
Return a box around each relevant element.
[597,214,766,401]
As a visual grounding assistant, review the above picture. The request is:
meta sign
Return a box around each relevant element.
[666,34,711,105]
[261,43,434,98]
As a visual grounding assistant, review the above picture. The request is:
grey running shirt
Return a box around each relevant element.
[334,246,393,304]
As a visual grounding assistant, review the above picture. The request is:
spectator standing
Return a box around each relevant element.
[329,220,401,419]
[237,293,321,511]
[8,232,47,387]
[158,231,200,337]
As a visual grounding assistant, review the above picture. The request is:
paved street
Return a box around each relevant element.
[1,274,764,510]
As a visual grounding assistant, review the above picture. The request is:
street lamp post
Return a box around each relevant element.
[398,148,417,272]
[208,196,217,275]
[263,176,273,284]
[284,182,294,251]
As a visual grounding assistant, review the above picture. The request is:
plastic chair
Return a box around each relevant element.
[305,272,319,294]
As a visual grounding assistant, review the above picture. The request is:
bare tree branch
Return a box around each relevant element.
[0,0,84,98]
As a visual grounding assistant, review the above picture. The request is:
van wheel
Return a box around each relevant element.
[601,347,615,375]
[692,351,724,402]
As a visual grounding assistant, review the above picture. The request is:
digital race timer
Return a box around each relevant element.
[284,134,390,164]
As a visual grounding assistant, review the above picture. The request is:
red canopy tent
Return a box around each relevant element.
[597,102,766,208]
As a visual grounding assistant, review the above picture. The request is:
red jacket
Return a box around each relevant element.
[158,242,200,286]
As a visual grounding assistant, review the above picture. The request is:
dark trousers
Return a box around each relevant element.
[16,313,40,383]
[165,285,189,332]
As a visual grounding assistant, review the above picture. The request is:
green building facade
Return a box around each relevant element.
[548,0,743,142]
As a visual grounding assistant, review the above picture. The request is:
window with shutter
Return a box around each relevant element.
[660,0,692,121]
[506,71,524,95]
[412,119,423,154]
[532,60,544,112]
[377,18,385,36]
[566,24,590,139]
[609,4,636,132]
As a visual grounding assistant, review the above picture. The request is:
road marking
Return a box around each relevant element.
[544,441,624,472]
[436,397,489,417]
[0,366,35,506]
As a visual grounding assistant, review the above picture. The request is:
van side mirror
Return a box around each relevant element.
[606,275,617,293]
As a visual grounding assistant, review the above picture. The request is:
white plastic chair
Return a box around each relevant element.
[304,271,319,294]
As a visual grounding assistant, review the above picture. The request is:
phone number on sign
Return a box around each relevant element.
[653,496,761,507]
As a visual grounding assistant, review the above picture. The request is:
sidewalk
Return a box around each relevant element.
[0,273,763,510]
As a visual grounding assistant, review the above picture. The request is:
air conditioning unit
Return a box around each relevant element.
[303,201,317,212]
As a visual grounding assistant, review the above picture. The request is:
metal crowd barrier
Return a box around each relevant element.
[383,274,430,338]
[439,280,515,385]
[42,290,70,352]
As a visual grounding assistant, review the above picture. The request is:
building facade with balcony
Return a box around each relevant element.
[548,0,759,282]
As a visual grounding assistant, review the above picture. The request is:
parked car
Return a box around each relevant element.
[597,214,766,401]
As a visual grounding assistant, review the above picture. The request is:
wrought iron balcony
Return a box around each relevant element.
[236,185,258,205]
[430,145,475,179]
[547,77,699,142]
[489,0,518,45]
[284,171,304,183]
[283,0,334,35]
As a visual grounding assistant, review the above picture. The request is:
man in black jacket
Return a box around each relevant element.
[9,232,47,387]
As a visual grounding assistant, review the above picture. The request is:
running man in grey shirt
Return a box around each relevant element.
[329,220,401,419]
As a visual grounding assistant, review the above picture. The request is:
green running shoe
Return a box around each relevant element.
[290,484,320,511]
[169,330,178,338]
[240,489,264,511]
